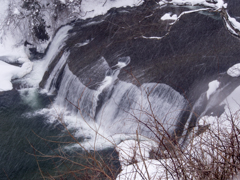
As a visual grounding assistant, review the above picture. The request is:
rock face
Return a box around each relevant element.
[43,2,240,93]
[40,1,240,145]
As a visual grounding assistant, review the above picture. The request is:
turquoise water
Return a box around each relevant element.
[0,89,119,179]
[0,89,60,179]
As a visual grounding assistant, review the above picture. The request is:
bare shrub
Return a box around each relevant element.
[28,83,240,180]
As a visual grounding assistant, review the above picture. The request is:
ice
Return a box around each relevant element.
[206,80,220,99]
[227,63,240,77]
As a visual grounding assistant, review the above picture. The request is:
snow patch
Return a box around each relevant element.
[165,0,227,9]
[80,0,143,19]
[222,85,240,114]
[225,19,239,36]
[142,36,163,40]
[227,63,240,77]
[206,80,220,99]
[116,140,158,166]
[59,0,66,4]
[228,14,240,31]
[75,39,92,47]
[116,139,172,180]
[13,8,20,15]
[161,12,178,21]
[117,159,171,180]
[0,60,33,91]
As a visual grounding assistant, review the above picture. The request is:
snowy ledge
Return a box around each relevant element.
[0,57,33,91]
[227,63,240,77]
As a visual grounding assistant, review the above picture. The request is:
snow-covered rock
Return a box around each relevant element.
[227,63,240,77]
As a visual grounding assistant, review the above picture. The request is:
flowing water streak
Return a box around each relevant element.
[44,51,70,94]
[21,25,72,88]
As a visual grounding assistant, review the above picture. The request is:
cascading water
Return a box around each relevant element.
[2,0,240,179]
[21,25,72,88]
[42,52,187,149]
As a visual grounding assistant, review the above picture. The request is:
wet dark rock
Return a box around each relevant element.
[42,4,239,96]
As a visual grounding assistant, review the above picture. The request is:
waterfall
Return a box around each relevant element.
[54,65,97,119]
[21,25,72,88]
[95,80,186,138]
[44,51,70,94]
[44,53,187,145]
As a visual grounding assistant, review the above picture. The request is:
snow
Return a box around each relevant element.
[80,0,143,19]
[142,35,163,40]
[21,25,72,88]
[206,80,220,99]
[228,16,240,30]
[0,0,144,92]
[0,0,8,26]
[166,0,227,9]
[161,13,178,21]
[227,63,240,77]
[193,84,240,163]
[0,37,28,59]
[169,8,211,25]
[0,36,34,92]
[59,0,66,4]
[116,140,158,166]
[0,60,32,91]
[116,139,174,180]
[225,19,239,36]
[75,39,92,47]
[226,12,240,31]
[222,85,240,114]
[117,159,173,180]
[0,20,33,92]
[0,0,239,177]
[13,8,20,15]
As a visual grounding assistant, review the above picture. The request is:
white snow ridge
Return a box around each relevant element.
[227,63,240,77]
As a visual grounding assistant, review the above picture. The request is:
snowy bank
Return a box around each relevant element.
[0,59,32,91]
